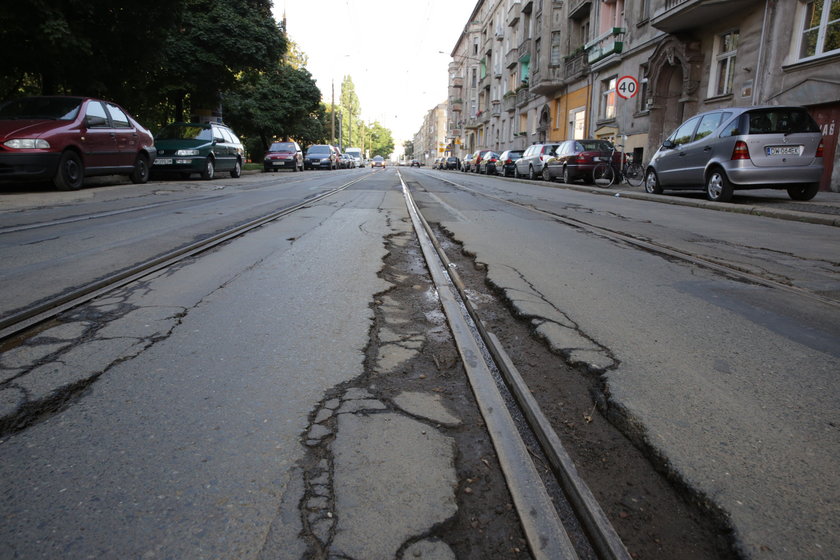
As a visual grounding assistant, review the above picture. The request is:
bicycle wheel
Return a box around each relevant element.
[592,162,614,187]
[624,162,644,187]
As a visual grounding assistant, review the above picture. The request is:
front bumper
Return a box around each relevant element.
[152,155,204,172]
[0,152,61,182]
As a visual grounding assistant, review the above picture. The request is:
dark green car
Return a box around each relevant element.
[153,122,244,180]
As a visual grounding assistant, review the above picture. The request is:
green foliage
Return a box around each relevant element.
[367,121,395,158]
[403,140,415,159]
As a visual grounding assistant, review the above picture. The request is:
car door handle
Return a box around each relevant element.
[703,146,712,152]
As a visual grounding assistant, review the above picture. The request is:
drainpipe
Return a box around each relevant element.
[752,0,771,106]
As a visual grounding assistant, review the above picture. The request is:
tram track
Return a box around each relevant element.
[398,170,632,560]
[0,174,369,342]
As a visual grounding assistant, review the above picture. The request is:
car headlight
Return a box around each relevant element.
[4,138,50,149]
[175,149,200,156]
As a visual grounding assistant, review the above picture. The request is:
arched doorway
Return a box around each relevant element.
[537,104,551,143]
[646,37,703,158]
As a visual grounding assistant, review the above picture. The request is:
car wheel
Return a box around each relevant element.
[230,159,242,178]
[787,182,819,201]
[542,167,551,181]
[528,166,536,180]
[53,150,84,191]
[644,169,663,194]
[201,157,215,180]
[130,154,149,184]
[705,168,733,202]
[562,166,570,184]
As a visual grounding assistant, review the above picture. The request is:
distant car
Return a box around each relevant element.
[645,105,825,202]
[263,141,303,172]
[514,143,560,179]
[0,95,156,190]
[304,144,337,170]
[410,159,421,167]
[478,151,500,174]
[345,147,364,167]
[154,122,244,180]
[340,153,356,168]
[463,149,491,173]
[543,140,618,183]
[371,155,385,168]
[445,156,460,170]
[495,149,523,177]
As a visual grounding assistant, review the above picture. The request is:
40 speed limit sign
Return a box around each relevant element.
[617,75,639,99]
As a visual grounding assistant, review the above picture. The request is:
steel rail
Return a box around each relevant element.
[430,173,840,310]
[0,176,368,341]
[398,170,632,560]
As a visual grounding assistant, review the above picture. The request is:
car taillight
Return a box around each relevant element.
[576,154,590,163]
[731,141,751,160]
[816,139,824,158]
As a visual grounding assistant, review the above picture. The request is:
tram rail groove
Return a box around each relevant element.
[398,171,632,560]
[431,173,840,310]
[0,176,368,342]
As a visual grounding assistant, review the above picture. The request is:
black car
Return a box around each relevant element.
[263,141,303,172]
[445,156,460,170]
[410,159,421,167]
[495,150,523,177]
[478,152,500,174]
[304,144,337,170]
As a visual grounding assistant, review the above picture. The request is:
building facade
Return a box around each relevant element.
[413,102,449,165]
[439,0,840,190]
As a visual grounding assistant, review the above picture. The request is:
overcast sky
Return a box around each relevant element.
[273,0,476,143]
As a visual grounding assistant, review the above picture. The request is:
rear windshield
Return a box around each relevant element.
[576,140,613,152]
[157,124,212,140]
[728,108,821,135]
[0,97,83,120]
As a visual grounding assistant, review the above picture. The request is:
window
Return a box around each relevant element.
[694,112,728,142]
[569,107,586,139]
[797,0,840,59]
[85,101,109,128]
[601,76,617,120]
[711,30,739,97]
[106,103,130,128]
[669,116,701,146]
[637,64,649,113]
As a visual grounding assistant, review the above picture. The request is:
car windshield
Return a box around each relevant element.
[269,142,296,152]
[577,140,613,152]
[0,97,83,120]
[744,109,820,135]
[508,151,523,158]
[307,146,330,154]
[373,156,383,161]
[156,124,213,141]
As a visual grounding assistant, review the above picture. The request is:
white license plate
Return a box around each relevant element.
[154,158,173,165]
[766,146,801,156]
[272,161,283,166]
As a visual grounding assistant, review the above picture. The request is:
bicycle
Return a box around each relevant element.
[591,144,644,188]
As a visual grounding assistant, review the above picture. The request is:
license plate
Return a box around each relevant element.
[154,158,173,165]
[272,161,283,166]
[766,146,801,156]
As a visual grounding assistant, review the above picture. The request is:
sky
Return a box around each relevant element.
[273,0,477,144]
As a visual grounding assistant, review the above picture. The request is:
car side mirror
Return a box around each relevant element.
[214,136,225,143]
[85,115,107,128]
[661,139,675,149]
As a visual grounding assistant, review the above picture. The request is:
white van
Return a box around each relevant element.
[345,147,364,168]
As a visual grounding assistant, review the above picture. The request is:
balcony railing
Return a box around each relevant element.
[451,76,463,88]
[585,27,625,65]
[518,38,531,60]
[503,94,516,112]
[651,0,761,33]
[564,49,588,80]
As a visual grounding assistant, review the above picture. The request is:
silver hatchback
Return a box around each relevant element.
[645,106,824,202]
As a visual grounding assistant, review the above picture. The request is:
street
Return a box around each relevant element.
[1,168,838,559]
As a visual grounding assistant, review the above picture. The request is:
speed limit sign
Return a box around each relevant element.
[617,76,639,99]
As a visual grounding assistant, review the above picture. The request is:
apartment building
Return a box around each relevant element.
[443,0,840,190]
[413,102,449,165]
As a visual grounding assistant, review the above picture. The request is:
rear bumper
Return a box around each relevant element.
[725,162,823,186]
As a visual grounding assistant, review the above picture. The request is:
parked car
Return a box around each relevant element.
[371,155,386,168]
[304,144,338,169]
[153,122,243,180]
[0,95,156,190]
[514,143,560,179]
[263,140,303,172]
[463,149,491,173]
[340,153,356,168]
[445,156,460,170]
[478,151,500,174]
[543,140,618,183]
[345,147,364,167]
[645,106,824,202]
[495,149,524,177]
[410,159,421,167]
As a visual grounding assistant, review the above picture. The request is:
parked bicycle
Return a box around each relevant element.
[592,144,644,188]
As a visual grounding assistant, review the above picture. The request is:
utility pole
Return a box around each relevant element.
[331,80,336,145]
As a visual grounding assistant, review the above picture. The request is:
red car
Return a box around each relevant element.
[263,141,303,172]
[0,96,156,190]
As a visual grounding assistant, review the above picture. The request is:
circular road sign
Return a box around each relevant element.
[617,75,639,99]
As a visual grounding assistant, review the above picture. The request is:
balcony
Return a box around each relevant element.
[506,47,519,68]
[507,0,521,27]
[530,66,564,95]
[491,100,501,117]
[651,0,761,33]
[465,116,481,129]
[516,87,532,108]
[518,38,531,60]
[585,27,625,65]
[451,76,463,88]
[503,93,516,113]
[564,49,589,81]
[450,101,463,113]
[568,0,592,20]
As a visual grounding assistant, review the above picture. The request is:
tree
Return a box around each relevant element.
[339,76,362,148]
[223,63,323,154]
[366,121,395,158]
[403,140,415,159]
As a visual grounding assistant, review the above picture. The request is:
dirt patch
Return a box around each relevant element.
[434,229,739,560]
